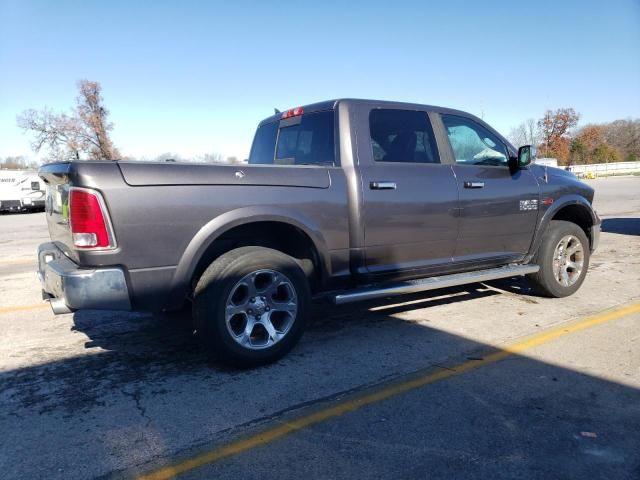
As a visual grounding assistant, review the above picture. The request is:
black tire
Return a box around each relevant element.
[527,220,590,298]
[193,246,310,367]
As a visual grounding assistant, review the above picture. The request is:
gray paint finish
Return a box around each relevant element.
[38,99,599,312]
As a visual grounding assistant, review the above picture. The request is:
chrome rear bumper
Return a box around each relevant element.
[590,224,600,252]
[38,242,131,314]
[590,211,601,252]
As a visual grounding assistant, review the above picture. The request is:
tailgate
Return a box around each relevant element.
[38,163,76,260]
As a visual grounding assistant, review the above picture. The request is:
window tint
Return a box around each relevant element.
[275,111,335,166]
[248,120,278,164]
[369,109,440,164]
[441,115,508,167]
[249,111,335,166]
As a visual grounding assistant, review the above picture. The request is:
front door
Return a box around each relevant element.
[439,114,540,264]
[360,108,459,274]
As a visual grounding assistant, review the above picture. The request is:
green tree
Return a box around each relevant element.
[592,144,620,163]
[569,138,587,165]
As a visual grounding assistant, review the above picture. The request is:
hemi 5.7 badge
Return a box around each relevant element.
[520,199,539,211]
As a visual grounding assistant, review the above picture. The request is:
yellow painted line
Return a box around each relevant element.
[0,259,35,266]
[137,301,640,480]
[0,303,49,314]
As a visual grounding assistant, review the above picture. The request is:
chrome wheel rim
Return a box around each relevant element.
[552,235,584,287]
[225,269,298,350]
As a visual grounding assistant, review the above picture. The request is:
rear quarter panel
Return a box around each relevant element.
[49,162,350,310]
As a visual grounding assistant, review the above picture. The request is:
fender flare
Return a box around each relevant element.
[168,206,331,304]
[525,195,598,262]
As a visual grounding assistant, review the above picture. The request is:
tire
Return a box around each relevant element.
[193,246,310,367]
[527,220,590,298]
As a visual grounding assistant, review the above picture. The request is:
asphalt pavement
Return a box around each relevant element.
[0,175,638,480]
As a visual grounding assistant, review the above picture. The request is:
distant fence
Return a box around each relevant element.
[568,161,640,176]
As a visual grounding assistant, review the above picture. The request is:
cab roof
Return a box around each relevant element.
[257,98,514,152]
[258,98,475,127]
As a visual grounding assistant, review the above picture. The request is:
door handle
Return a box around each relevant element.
[370,181,397,190]
[464,181,485,189]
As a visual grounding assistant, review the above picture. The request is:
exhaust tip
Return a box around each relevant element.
[49,298,73,315]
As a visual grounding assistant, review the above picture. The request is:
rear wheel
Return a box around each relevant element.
[193,246,310,367]
[528,220,590,297]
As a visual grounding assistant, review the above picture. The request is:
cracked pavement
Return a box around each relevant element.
[1,176,639,479]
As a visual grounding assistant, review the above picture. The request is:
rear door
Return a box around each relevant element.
[359,108,459,274]
[439,114,540,264]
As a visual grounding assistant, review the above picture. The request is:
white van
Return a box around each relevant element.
[0,170,46,212]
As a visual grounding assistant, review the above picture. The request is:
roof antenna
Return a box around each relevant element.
[274,108,281,114]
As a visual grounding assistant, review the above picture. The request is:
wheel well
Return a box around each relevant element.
[191,221,322,293]
[551,204,594,244]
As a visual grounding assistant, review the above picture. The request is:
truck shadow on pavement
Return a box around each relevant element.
[1,283,639,480]
[601,217,640,236]
[1,282,527,417]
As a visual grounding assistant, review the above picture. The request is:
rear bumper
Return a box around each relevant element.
[591,213,601,252]
[590,224,600,252]
[37,242,132,314]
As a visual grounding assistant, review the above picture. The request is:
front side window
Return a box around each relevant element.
[369,109,440,164]
[248,110,335,166]
[441,115,508,167]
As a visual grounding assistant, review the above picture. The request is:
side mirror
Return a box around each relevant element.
[516,145,536,168]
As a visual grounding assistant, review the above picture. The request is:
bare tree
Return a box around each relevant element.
[507,118,538,147]
[17,80,120,162]
[202,152,226,163]
[17,109,85,161]
[154,152,184,162]
[525,118,538,146]
[0,155,39,170]
[507,125,526,148]
[75,80,119,160]
[605,119,640,161]
[226,156,245,164]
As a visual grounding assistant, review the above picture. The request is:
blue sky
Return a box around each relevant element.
[1,0,639,160]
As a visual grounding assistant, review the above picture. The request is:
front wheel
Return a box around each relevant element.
[193,246,310,367]
[527,220,590,298]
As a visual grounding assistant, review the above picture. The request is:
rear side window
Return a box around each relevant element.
[249,110,335,166]
[441,114,508,167]
[248,121,278,164]
[369,109,440,164]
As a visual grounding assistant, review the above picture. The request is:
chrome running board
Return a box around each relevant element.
[331,264,539,305]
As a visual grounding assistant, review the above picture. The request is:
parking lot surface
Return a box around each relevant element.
[1,176,639,479]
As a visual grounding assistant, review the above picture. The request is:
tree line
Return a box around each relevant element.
[0,155,39,170]
[508,108,639,166]
[16,80,639,168]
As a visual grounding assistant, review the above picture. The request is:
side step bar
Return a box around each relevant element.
[330,264,540,305]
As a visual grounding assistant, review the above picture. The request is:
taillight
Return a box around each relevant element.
[281,107,304,119]
[69,188,114,249]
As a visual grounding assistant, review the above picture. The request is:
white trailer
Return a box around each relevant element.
[0,170,46,212]
[534,157,559,168]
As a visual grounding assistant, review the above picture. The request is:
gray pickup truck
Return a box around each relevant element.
[38,99,600,366]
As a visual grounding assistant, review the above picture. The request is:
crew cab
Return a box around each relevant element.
[38,99,600,366]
